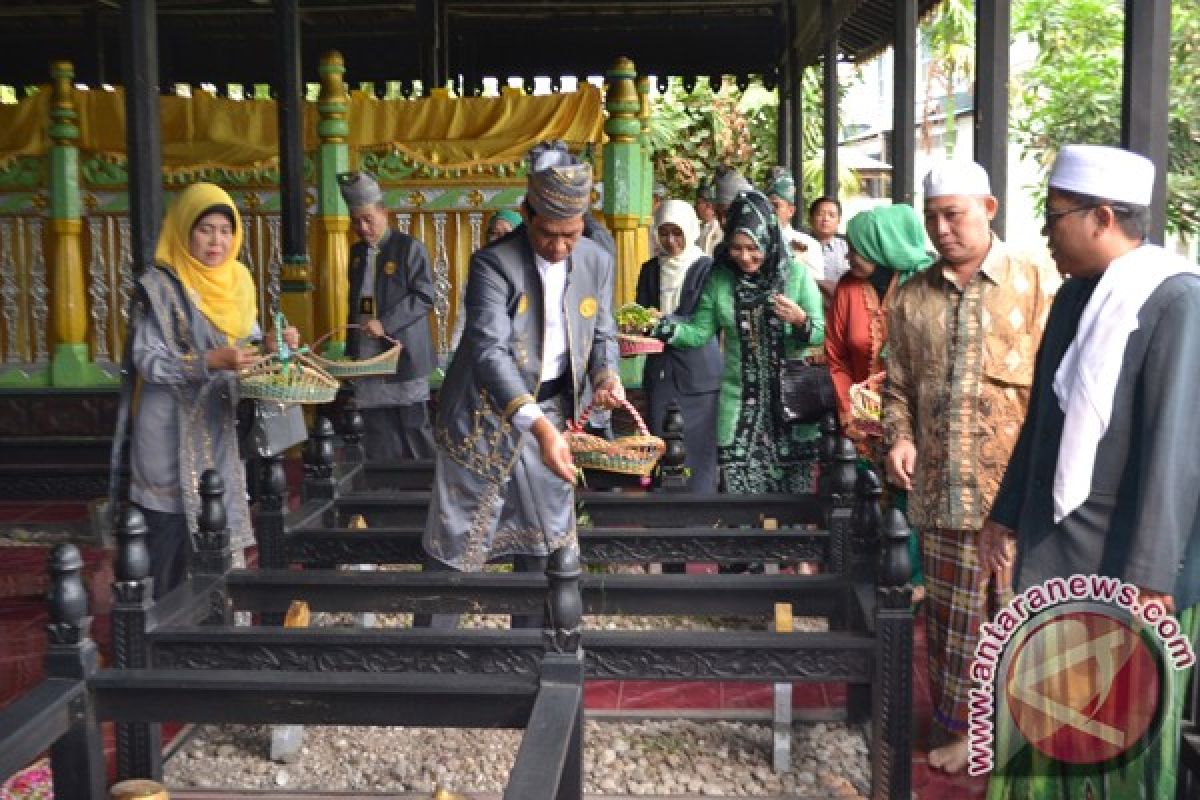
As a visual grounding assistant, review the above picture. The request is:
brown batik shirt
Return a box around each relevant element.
[883,237,1057,531]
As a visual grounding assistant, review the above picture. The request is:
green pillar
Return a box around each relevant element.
[313,50,352,358]
[47,60,114,387]
[637,75,654,255]
[602,57,643,306]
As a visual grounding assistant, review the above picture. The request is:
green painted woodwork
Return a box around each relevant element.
[317,142,350,217]
[0,157,46,190]
[49,147,80,220]
[49,343,118,387]
[603,146,642,217]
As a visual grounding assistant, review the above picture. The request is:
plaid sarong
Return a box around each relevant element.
[923,527,1009,735]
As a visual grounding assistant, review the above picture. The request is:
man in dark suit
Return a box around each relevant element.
[338,171,436,460]
[981,145,1199,798]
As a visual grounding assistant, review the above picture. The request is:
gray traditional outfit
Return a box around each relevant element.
[339,172,437,461]
[128,267,256,596]
[424,143,619,575]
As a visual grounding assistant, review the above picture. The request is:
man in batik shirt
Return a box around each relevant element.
[883,160,1057,773]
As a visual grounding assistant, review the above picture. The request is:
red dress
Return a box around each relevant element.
[823,274,895,432]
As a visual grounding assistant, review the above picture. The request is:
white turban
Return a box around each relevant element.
[1048,145,1154,206]
[922,160,992,198]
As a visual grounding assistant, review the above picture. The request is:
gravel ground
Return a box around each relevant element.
[165,566,847,797]
[165,719,868,798]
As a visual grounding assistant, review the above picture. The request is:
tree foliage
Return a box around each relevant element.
[647,72,857,206]
[919,0,975,153]
[1010,0,1199,235]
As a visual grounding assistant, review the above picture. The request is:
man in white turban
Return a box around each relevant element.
[980,145,1199,798]
[421,141,622,628]
[883,159,1058,773]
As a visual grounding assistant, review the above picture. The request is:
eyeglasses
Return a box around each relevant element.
[1044,204,1098,229]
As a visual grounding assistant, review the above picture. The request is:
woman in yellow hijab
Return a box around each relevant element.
[123,182,288,598]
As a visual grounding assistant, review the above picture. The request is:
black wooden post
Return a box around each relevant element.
[341,399,367,466]
[822,0,839,200]
[655,401,689,492]
[545,546,583,655]
[544,545,585,800]
[872,507,914,799]
[826,437,857,576]
[816,413,839,499]
[111,508,162,781]
[274,0,310,296]
[303,416,338,502]
[195,470,233,625]
[45,545,106,799]
[256,453,289,572]
[122,0,162,276]
[417,0,445,90]
[975,0,1010,237]
[256,454,288,626]
[891,0,917,205]
[787,0,804,206]
[1121,0,1171,243]
[776,0,793,169]
[851,468,883,564]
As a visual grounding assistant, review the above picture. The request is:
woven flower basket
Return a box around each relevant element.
[309,324,403,378]
[565,398,665,477]
[618,332,664,357]
[239,352,339,405]
[849,378,883,438]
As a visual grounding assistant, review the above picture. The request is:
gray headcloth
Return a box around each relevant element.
[337,171,384,211]
[526,141,593,220]
[714,167,752,206]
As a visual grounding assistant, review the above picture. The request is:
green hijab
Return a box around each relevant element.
[845,204,934,281]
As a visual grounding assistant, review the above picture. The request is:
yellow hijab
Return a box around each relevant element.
[154,182,257,343]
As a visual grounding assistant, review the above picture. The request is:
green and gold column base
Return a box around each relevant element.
[50,343,119,387]
[0,364,50,388]
[321,340,347,360]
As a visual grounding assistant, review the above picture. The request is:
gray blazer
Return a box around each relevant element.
[992,273,1200,610]
[346,230,436,382]
[435,231,619,480]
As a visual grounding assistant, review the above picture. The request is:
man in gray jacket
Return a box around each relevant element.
[422,141,623,626]
[338,171,436,460]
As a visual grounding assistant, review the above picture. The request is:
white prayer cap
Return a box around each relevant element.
[922,160,992,199]
[1048,145,1154,206]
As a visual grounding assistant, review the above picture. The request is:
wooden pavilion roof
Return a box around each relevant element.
[0,1,944,89]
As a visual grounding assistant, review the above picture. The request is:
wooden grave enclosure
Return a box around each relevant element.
[1,404,917,800]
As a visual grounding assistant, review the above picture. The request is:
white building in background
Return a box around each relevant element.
[838,40,1052,253]
[838,38,1194,259]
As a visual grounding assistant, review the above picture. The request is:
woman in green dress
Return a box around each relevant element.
[657,189,825,494]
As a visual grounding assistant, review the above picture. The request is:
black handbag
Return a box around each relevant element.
[240,399,308,459]
[777,358,837,425]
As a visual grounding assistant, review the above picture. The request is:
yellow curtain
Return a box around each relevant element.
[0,84,605,170]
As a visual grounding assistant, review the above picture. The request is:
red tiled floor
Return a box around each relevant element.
[17,504,89,523]
[720,682,773,709]
[583,679,622,710]
[619,680,723,710]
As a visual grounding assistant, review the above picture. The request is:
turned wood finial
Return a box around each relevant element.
[545,546,583,654]
[116,505,150,583]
